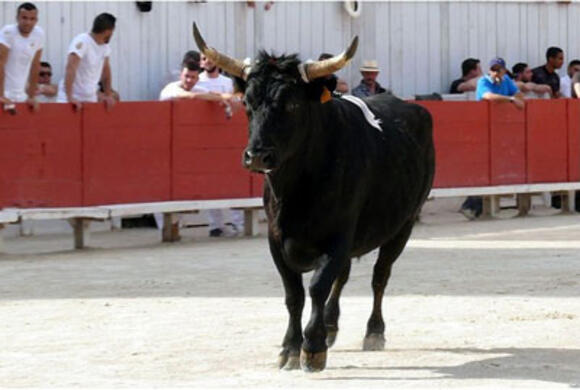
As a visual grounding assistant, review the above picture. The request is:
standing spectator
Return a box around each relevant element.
[35,61,57,102]
[559,59,580,98]
[197,54,245,237]
[351,60,390,98]
[460,57,525,220]
[0,2,44,110]
[165,50,201,86]
[318,52,349,95]
[531,47,564,98]
[511,62,552,98]
[449,58,482,94]
[57,13,116,111]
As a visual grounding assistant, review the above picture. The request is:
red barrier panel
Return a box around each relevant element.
[489,103,526,185]
[416,101,490,188]
[82,102,172,205]
[526,100,568,183]
[250,173,264,198]
[567,100,580,181]
[172,100,251,200]
[0,103,82,207]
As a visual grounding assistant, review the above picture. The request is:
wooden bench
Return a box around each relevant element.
[430,183,580,217]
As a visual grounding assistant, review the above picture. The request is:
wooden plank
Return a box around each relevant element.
[17,207,108,221]
[103,198,263,217]
[0,210,18,224]
[430,182,580,198]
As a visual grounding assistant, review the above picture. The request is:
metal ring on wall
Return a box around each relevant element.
[343,1,361,18]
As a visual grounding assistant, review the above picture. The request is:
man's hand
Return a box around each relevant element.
[0,96,13,105]
[70,98,82,112]
[102,94,116,111]
[512,97,525,110]
[26,97,39,112]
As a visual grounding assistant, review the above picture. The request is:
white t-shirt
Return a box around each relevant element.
[196,72,234,93]
[0,24,45,102]
[560,75,572,98]
[57,32,111,103]
[159,81,209,101]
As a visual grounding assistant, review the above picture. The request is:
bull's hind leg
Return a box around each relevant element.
[269,235,305,370]
[324,260,352,348]
[364,220,414,351]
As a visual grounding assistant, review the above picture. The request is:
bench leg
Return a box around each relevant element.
[561,190,576,214]
[482,196,499,218]
[70,218,91,249]
[0,224,4,253]
[19,219,34,237]
[517,194,531,217]
[162,213,181,242]
[111,216,122,231]
[244,209,259,237]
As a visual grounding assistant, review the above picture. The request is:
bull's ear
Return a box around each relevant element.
[233,77,247,94]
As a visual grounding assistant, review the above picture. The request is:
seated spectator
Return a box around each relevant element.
[318,52,349,95]
[461,57,524,221]
[532,46,564,98]
[559,59,580,98]
[511,62,552,98]
[159,60,229,102]
[351,60,391,98]
[35,61,57,102]
[449,58,482,94]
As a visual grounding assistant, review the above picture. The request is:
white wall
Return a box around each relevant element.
[2,1,579,100]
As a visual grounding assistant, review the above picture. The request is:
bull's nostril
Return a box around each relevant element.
[261,153,273,166]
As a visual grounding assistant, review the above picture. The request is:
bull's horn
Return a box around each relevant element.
[192,22,251,80]
[300,36,359,81]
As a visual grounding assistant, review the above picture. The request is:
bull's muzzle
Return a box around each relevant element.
[242,148,277,173]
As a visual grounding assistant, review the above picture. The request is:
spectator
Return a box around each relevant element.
[165,50,201,85]
[35,61,57,102]
[511,62,552,98]
[0,2,44,111]
[531,46,564,98]
[449,58,482,94]
[460,57,524,221]
[351,60,390,98]
[559,59,580,98]
[159,60,229,102]
[57,12,116,111]
[318,52,349,95]
[197,54,245,237]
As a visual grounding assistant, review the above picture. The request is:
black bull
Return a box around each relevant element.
[194,28,435,372]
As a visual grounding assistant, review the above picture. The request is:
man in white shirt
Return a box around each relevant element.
[198,54,245,237]
[559,59,580,98]
[0,2,44,110]
[35,61,57,102]
[57,13,116,111]
[159,60,213,101]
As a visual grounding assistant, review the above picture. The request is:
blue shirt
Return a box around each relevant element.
[475,74,519,101]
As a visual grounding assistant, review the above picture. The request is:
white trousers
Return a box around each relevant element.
[208,209,244,231]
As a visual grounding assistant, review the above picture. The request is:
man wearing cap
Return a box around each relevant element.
[351,60,391,98]
[461,57,525,220]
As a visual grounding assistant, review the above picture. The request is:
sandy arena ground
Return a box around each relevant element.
[0,199,579,388]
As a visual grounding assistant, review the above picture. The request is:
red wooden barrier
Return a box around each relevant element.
[83,102,172,206]
[489,103,526,185]
[0,103,82,208]
[172,100,251,200]
[416,101,490,188]
[526,99,568,183]
[1,100,578,209]
[567,100,580,181]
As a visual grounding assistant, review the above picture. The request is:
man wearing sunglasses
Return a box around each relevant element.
[35,61,56,102]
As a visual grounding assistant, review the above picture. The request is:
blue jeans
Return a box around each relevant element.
[461,196,482,217]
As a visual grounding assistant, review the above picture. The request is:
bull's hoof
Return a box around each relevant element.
[363,333,385,351]
[278,349,300,370]
[300,349,327,372]
[326,329,338,348]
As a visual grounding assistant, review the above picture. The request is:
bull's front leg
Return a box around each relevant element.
[301,247,349,372]
[269,234,304,370]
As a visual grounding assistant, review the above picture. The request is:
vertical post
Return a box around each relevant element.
[482,196,499,218]
[162,213,181,242]
[19,220,34,236]
[561,190,576,213]
[244,209,259,236]
[0,224,5,253]
[517,194,531,217]
[71,218,91,249]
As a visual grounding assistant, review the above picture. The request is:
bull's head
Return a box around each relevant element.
[193,23,358,173]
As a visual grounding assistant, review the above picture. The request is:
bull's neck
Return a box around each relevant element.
[266,101,333,199]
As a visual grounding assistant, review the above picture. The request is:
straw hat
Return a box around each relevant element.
[360,60,380,72]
